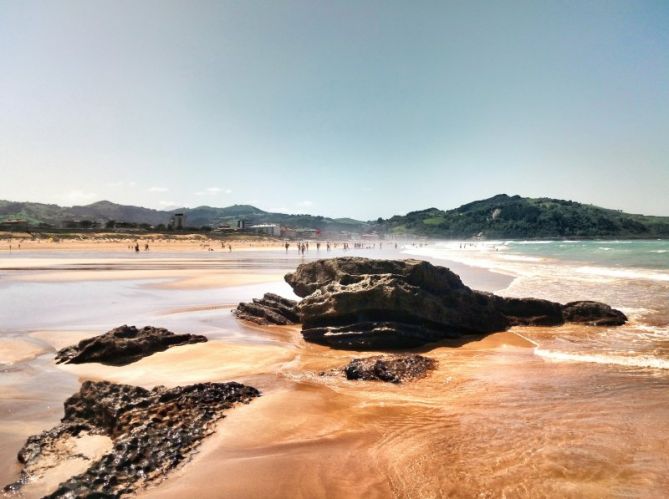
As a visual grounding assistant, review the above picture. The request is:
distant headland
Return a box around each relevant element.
[1,194,668,239]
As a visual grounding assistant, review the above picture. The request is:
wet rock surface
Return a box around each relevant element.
[562,300,628,326]
[55,325,208,366]
[283,257,628,349]
[4,380,260,498]
[344,354,437,383]
[233,292,299,325]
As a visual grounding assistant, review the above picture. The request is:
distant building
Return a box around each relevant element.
[170,213,185,230]
[237,219,247,230]
[212,223,236,233]
[295,228,321,239]
[249,224,280,237]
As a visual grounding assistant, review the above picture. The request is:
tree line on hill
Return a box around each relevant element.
[1,194,668,239]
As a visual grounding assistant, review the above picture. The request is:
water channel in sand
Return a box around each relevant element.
[1,246,668,497]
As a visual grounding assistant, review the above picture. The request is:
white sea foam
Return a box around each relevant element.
[633,324,669,337]
[499,254,544,262]
[575,266,669,282]
[509,240,556,245]
[535,348,669,370]
[406,244,669,291]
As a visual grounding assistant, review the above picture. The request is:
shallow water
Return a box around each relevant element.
[1,244,668,497]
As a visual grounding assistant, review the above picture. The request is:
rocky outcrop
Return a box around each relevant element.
[233,293,299,325]
[282,258,627,350]
[55,325,208,366]
[344,354,437,383]
[491,296,565,326]
[4,380,260,497]
[285,257,469,298]
[562,301,627,326]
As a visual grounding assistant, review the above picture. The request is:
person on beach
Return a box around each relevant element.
[285,242,289,253]
[228,245,232,252]
[134,243,140,252]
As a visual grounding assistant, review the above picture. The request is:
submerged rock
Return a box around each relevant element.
[5,380,260,498]
[344,354,437,383]
[233,292,299,325]
[283,257,627,350]
[55,325,207,366]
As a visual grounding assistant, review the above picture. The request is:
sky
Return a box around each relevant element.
[1,0,668,219]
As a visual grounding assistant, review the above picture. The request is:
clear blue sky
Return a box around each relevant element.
[1,0,668,219]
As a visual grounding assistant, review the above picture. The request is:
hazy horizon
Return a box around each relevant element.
[2,1,668,219]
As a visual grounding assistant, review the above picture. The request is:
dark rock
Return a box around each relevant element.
[233,293,299,325]
[302,321,450,350]
[5,380,260,497]
[295,261,509,349]
[55,325,207,366]
[284,257,627,350]
[491,296,565,326]
[344,354,437,383]
[562,300,628,326]
[285,257,468,298]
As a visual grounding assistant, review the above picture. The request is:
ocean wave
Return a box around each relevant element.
[506,240,557,245]
[633,324,669,337]
[534,348,669,370]
[575,266,669,282]
[405,246,669,286]
[499,254,544,262]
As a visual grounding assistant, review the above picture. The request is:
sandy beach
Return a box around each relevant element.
[2,242,669,498]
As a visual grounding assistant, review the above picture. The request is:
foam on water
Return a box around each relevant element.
[534,348,669,370]
[575,266,669,282]
[405,239,669,370]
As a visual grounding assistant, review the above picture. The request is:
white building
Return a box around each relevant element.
[249,224,280,236]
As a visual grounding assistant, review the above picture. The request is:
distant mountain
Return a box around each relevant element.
[180,204,367,232]
[0,200,368,233]
[380,194,669,238]
[2,195,668,238]
[0,200,168,226]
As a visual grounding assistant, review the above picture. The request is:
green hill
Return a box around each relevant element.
[380,194,669,239]
[0,200,368,233]
[2,195,668,239]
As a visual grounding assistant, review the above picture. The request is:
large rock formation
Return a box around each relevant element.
[55,325,207,366]
[4,380,260,497]
[281,258,627,349]
[233,293,299,325]
[344,354,437,383]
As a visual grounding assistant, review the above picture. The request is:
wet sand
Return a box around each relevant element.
[2,246,668,497]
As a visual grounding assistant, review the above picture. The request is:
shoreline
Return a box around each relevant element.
[2,244,668,497]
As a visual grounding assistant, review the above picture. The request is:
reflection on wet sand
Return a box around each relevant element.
[2,249,669,498]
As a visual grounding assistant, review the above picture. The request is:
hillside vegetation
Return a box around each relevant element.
[0,200,367,233]
[2,195,668,239]
[381,195,669,238]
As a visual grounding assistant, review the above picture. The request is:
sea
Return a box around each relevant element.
[407,239,669,370]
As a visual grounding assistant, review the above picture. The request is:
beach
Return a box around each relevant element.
[2,240,669,497]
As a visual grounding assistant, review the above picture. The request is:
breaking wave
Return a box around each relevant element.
[534,348,669,370]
